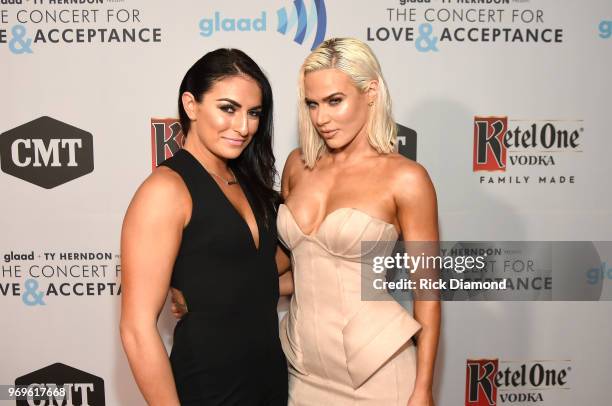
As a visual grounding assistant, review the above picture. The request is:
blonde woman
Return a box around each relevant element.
[276,37,440,405]
[172,38,439,405]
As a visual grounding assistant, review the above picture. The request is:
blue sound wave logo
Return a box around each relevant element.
[277,0,327,50]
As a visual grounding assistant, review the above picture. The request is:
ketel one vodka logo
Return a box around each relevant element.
[465,358,572,405]
[15,362,105,406]
[472,116,582,172]
[150,118,184,170]
[0,116,94,188]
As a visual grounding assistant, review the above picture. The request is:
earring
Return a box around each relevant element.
[368,101,374,107]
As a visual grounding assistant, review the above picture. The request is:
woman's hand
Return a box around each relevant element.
[170,287,188,319]
[407,387,435,406]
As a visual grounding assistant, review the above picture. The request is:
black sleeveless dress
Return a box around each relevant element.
[160,149,288,406]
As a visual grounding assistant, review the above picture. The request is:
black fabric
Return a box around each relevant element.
[160,148,288,406]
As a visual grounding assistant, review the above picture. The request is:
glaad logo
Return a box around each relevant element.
[465,358,571,406]
[586,262,612,285]
[0,116,94,188]
[599,20,612,39]
[199,12,267,37]
[151,118,184,170]
[277,0,327,50]
[198,0,327,50]
[397,123,417,161]
[15,363,105,406]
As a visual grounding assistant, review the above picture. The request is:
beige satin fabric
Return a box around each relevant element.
[278,204,421,405]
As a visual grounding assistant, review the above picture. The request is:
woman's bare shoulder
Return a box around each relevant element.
[381,153,435,200]
[125,165,190,224]
[139,166,188,200]
[284,148,306,173]
[281,148,307,198]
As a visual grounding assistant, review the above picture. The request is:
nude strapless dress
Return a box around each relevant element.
[277,204,422,405]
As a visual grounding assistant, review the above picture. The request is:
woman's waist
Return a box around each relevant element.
[181,306,278,320]
[281,304,348,345]
[174,311,281,345]
[175,284,280,311]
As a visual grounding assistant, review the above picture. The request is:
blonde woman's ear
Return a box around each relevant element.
[366,80,379,104]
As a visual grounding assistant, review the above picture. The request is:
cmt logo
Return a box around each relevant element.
[277,0,327,50]
[15,362,105,406]
[198,0,327,50]
[465,358,571,405]
[0,116,94,188]
[397,123,417,161]
[151,118,184,169]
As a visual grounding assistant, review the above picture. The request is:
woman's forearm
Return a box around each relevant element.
[279,270,294,296]
[412,300,441,391]
[120,323,180,406]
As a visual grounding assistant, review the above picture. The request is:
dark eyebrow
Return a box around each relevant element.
[216,98,262,111]
[305,92,346,104]
[216,98,241,108]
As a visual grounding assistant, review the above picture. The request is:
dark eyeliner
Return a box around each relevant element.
[219,104,235,113]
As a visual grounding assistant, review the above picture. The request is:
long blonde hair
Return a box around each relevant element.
[298,38,396,168]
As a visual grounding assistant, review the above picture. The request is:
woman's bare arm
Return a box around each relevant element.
[279,269,294,296]
[395,160,440,406]
[120,168,189,406]
[276,245,291,276]
[275,149,304,296]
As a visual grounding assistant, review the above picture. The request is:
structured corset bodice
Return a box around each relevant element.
[277,203,422,389]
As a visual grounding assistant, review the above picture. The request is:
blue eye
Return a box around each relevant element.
[329,98,342,105]
[306,101,317,109]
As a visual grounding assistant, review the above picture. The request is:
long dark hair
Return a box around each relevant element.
[178,49,280,226]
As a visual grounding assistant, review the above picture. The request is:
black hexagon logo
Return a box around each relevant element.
[397,123,417,161]
[14,362,105,405]
[0,116,94,188]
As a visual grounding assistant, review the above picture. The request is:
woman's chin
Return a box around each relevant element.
[214,145,247,160]
[324,138,349,151]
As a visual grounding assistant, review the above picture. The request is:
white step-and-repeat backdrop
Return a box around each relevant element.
[2,0,611,405]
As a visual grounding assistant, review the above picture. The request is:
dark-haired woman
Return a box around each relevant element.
[120,49,289,406]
